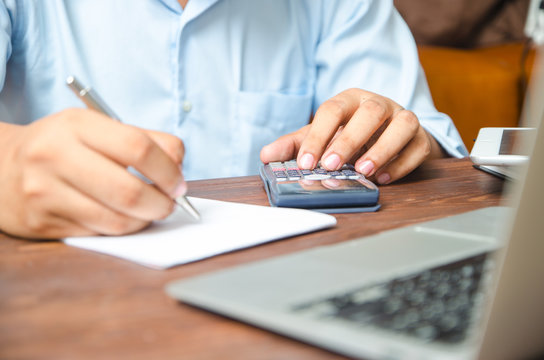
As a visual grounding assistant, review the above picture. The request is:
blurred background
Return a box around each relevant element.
[394,0,537,150]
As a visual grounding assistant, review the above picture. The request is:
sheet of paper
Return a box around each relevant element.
[64,197,337,269]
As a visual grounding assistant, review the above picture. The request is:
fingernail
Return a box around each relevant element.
[172,169,187,197]
[322,153,341,170]
[322,179,341,188]
[173,181,187,197]
[377,173,391,184]
[299,153,314,169]
[358,160,374,176]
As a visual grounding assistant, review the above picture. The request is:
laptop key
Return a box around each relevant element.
[291,253,492,345]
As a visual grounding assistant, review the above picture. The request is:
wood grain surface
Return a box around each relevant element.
[0,158,505,360]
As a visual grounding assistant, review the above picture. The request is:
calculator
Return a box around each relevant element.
[259,160,380,213]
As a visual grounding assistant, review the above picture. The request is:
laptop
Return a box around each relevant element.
[165,48,544,359]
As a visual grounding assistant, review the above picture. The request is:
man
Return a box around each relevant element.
[0,0,467,239]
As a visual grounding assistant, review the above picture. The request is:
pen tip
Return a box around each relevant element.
[175,196,201,222]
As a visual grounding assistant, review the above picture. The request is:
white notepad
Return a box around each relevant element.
[64,197,337,269]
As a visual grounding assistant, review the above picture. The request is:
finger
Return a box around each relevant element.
[320,97,398,171]
[17,170,148,238]
[353,109,420,177]
[54,144,175,221]
[11,208,96,240]
[17,169,96,239]
[297,90,362,169]
[20,215,97,240]
[72,112,183,197]
[260,125,309,164]
[321,178,342,189]
[143,129,187,196]
[373,126,432,184]
[52,180,152,236]
[144,130,185,164]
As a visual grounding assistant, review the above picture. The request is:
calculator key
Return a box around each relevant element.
[287,169,302,180]
[342,170,361,179]
[313,168,328,175]
[287,169,301,175]
[304,174,331,180]
[285,161,298,169]
[273,170,287,179]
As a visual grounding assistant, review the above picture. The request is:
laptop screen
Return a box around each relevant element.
[477,44,544,359]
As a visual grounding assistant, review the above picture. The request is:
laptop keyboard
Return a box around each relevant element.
[291,253,493,344]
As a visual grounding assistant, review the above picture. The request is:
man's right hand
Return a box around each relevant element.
[0,108,186,239]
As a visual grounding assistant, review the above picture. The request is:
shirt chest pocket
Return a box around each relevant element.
[229,90,313,176]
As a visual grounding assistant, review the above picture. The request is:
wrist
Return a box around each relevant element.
[0,122,22,142]
[427,130,447,160]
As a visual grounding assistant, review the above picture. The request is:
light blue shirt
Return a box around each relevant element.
[0,0,468,180]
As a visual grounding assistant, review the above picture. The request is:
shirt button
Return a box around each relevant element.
[182,100,192,113]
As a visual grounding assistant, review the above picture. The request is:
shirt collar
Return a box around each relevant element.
[157,0,183,14]
[157,0,220,18]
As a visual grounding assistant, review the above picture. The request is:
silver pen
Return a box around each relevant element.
[66,75,200,221]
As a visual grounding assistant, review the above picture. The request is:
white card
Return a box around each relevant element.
[64,197,337,269]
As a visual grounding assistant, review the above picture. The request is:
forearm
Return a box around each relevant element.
[0,121,21,176]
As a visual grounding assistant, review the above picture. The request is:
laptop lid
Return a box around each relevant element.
[477,44,544,360]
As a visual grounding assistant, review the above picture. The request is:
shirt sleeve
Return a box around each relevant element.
[0,0,16,92]
[314,0,468,158]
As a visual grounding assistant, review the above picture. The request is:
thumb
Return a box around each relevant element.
[260,125,309,164]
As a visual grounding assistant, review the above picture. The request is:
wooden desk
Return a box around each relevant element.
[0,159,504,360]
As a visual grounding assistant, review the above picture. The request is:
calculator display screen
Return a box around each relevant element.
[276,179,375,195]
